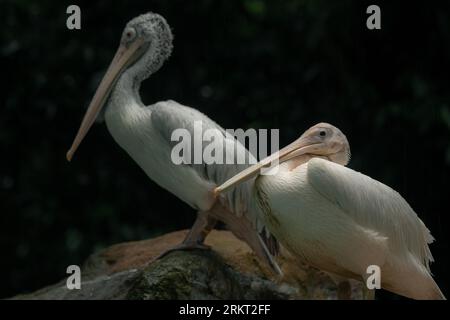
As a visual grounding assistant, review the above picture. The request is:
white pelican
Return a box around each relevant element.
[215,123,445,299]
[66,13,280,274]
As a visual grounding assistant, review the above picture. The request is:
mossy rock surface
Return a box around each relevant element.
[11,230,363,300]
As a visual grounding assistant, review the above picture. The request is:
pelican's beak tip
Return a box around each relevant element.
[66,150,73,162]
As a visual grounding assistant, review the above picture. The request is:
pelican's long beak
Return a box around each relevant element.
[215,135,319,194]
[66,39,145,161]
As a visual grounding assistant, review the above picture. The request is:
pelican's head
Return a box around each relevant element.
[215,123,350,194]
[66,13,173,161]
[292,123,350,166]
[120,13,173,81]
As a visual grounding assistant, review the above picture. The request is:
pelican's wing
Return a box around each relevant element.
[150,100,272,239]
[307,158,434,271]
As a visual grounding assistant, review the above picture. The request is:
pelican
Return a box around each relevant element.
[66,13,280,274]
[215,123,445,299]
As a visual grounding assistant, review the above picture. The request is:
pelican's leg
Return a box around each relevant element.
[208,202,282,276]
[150,211,217,262]
[181,210,218,247]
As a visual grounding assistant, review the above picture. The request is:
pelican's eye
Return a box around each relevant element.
[319,130,326,137]
[123,27,137,42]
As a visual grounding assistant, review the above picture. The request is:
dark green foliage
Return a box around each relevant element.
[0,0,449,298]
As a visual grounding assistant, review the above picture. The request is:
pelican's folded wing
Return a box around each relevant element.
[150,100,277,250]
[306,157,434,271]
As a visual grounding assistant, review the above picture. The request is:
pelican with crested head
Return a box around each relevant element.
[66,13,281,275]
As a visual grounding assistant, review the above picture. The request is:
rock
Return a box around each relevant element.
[12,230,364,300]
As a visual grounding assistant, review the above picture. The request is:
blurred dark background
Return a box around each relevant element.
[1,0,449,299]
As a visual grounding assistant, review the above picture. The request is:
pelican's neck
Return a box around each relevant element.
[107,71,144,116]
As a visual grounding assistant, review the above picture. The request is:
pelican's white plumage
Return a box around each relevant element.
[256,158,442,299]
[105,97,253,214]
[216,123,445,299]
